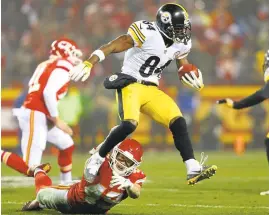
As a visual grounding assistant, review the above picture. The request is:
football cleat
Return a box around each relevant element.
[22,200,42,211]
[260,190,269,196]
[187,152,217,185]
[187,165,217,185]
[27,163,52,177]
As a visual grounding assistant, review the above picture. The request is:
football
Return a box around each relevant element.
[178,64,199,80]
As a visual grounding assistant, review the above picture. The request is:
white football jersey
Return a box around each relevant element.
[122,20,192,85]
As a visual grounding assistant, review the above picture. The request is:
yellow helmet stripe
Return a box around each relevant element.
[163,3,189,19]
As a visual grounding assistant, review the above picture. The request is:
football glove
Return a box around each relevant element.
[216,98,234,108]
[110,171,133,190]
[69,61,92,82]
[181,70,204,91]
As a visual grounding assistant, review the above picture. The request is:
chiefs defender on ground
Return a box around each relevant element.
[70,3,217,185]
[217,49,269,195]
[12,38,82,183]
[21,139,146,214]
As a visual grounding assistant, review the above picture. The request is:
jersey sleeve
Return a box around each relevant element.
[127,21,151,48]
[129,169,146,187]
[175,39,192,59]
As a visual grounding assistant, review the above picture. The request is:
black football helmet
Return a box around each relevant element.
[156,3,191,44]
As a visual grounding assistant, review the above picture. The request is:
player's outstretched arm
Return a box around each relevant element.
[70,35,134,82]
[125,183,141,199]
[217,83,269,109]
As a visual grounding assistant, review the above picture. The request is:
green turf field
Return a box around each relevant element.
[1,151,269,215]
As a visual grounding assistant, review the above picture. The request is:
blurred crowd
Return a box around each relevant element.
[2,0,269,87]
[2,0,269,149]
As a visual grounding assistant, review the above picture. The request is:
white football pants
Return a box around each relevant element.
[13,107,74,167]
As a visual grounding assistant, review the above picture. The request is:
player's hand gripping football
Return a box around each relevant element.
[110,171,133,190]
[69,61,93,82]
[49,116,73,136]
[181,69,204,91]
[216,98,234,108]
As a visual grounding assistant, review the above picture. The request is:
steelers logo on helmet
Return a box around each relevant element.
[161,11,172,24]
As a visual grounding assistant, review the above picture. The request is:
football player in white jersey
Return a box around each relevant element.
[70,3,217,185]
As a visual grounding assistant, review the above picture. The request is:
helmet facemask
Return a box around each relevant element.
[50,40,83,66]
[162,20,191,44]
[109,146,141,176]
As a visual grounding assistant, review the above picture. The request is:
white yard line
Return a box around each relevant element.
[3,202,267,210]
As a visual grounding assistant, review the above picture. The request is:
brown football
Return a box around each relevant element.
[178,64,199,80]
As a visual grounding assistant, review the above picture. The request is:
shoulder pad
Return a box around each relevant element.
[127,20,156,47]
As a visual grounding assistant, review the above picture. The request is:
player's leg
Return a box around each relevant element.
[1,150,29,175]
[17,109,47,167]
[141,87,217,184]
[86,84,142,182]
[47,127,75,183]
[22,170,70,212]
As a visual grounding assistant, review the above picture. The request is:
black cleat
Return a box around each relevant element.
[187,165,217,185]
[22,200,42,211]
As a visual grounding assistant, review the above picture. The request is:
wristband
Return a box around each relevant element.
[84,61,93,68]
[91,50,105,62]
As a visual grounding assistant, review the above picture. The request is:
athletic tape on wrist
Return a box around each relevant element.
[91,50,105,62]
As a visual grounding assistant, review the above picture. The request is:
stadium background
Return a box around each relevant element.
[2,0,269,153]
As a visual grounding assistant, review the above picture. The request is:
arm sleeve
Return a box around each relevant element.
[43,69,70,117]
[233,82,269,109]
[127,21,147,48]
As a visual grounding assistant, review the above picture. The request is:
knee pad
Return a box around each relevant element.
[120,120,137,136]
[169,117,188,136]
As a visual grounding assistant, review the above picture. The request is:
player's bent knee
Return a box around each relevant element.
[121,120,137,135]
[169,117,188,135]
[169,116,181,127]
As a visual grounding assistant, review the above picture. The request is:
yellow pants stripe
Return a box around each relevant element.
[2,152,11,165]
[26,111,35,165]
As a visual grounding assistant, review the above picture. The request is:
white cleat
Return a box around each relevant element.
[84,153,105,183]
[260,190,269,196]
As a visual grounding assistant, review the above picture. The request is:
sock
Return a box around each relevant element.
[58,145,74,183]
[60,171,72,184]
[185,159,200,173]
[265,137,269,165]
[1,150,29,176]
[169,117,195,162]
[35,172,52,194]
[99,121,136,157]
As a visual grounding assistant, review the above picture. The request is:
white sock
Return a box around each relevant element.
[34,168,45,177]
[60,171,72,184]
[185,159,201,174]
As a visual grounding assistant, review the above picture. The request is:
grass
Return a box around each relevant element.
[1,151,269,215]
